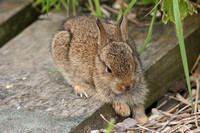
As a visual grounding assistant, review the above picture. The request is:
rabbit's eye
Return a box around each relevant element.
[106,66,112,73]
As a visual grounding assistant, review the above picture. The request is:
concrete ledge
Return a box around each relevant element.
[0,11,199,132]
[0,0,40,47]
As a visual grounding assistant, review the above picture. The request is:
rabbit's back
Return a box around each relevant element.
[63,16,115,44]
[52,16,116,86]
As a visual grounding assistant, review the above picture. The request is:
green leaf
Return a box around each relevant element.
[162,0,197,24]
[105,119,115,133]
[173,0,193,109]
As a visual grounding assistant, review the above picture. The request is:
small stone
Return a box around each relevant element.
[112,0,120,9]
[6,84,13,89]
[150,10,161,17]
[116,118,137,131]
[127,13,136,19]
[91,130,100,133]
[192,89,196,96]
[17,106,21,110]
[149,108,162,121]
[151,108,161,115]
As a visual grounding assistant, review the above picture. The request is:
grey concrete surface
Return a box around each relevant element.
[0,10,200,133]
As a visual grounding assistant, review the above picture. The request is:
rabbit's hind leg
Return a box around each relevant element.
[74,85,89,98]
[112,103,131,116]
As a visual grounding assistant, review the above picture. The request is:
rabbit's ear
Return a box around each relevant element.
[114,15,128,42]
[96,18,109,51]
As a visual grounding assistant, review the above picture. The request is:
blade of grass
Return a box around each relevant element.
[46,68,59,72]
[117,1,123,22]
[67,0,70,17]
[62,0,69,17]
[72,0,78,16]
[46,0,50,15]
[42,0,46,13]
[55,1,61,10]
[88,0,96,16]
[117,0,137,22]
[32,0,42,7]
[173,0,193,109]
[124,0,137,15]
[105,118,115,133]
[139,0,159,55]
[94,0,103,18]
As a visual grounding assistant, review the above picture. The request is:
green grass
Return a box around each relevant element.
[139,0,159,55]
[117,0,137,22]
[124,0,137,15]
[173,0,193,109]
[94,0,103,18]
[72,0,78,16]
[88,0,103,18]
[32,0,78,17]
[105,118,115,133]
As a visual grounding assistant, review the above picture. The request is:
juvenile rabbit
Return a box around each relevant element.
[51,15,148,124]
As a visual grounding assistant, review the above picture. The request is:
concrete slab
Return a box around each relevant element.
[0,11,102,133]
[0,0,29,25]
[0,0,40,47]
[0,10,199,132]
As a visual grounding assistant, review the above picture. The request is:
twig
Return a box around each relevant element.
[177,104,191,114]
[167,103,180,113]
[191,54,200,76]
[136,124,159,133]
[167,95,189,106]
[159,110,173,116]
[156,99,168,109]
[176,93,191,105]
[127,16,140,24]
[100,6,111,18]
[168,123,182,133]
[100,114,119,128]
[101,5,119,14]
[195,78,200,128]
[143,0,162,18]
[159,112,175,132]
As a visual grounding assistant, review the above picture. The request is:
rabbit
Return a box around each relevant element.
[51,15,149,124]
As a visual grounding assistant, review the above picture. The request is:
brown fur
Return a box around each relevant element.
[51,15,149,124]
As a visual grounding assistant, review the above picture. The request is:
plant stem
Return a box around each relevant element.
[139,0,159,55]
[173,0,193,109]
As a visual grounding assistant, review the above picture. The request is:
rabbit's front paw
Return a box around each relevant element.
[112,103,130,116]
[74,86,89,98]
[133,105,148,124]
[134,112,148,125]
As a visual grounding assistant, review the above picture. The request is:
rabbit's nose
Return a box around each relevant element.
[121,85,131,91]
[125,85,131,90]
